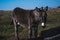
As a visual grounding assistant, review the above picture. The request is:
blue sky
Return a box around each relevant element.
[0,0,60,10]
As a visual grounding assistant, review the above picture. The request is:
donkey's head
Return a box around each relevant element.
[33,6,48,26]
[40,6,48,28]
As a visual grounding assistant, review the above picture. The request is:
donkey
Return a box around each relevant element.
[12,7,48,40]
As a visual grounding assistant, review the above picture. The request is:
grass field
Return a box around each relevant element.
[0,8,60,40]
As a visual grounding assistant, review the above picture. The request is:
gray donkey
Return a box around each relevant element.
[12,6,48,40]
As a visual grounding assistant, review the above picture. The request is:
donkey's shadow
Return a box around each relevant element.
[39,26,60,40]
[20,26,60,40]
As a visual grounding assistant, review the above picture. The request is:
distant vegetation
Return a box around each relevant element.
[0,8,60,40]
[57,6,60,8]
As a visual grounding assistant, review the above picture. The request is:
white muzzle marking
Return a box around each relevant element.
[41,22,45,26]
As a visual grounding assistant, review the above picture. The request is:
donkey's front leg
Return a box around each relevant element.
[28,26,32,39]
[13,18,19,40]
[34,24,38,40]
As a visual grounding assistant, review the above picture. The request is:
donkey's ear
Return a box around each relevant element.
[44,6,48,11]
[35,7,39,10]
[40,7,43,10]
[35,7,39,11]
[35,7,38,9]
